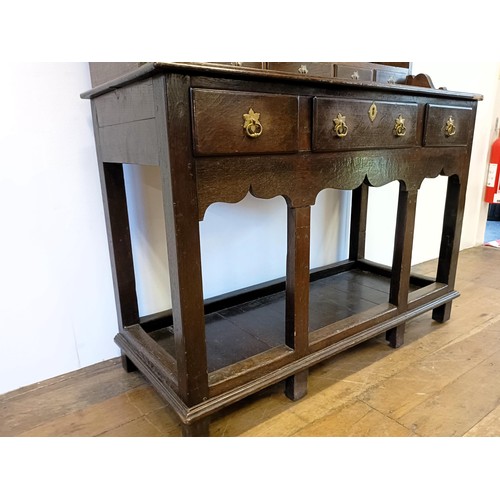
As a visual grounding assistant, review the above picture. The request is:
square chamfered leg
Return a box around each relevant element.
[387,185,418,348]
[154,74,210,431]
[349,183,369,262]
[182,418,210,437]
[95,159,140,333]
[285,370,309,401]
[121,352,138,373]
[432,302,452,323]
[386,324,405,349]
[284,205,311,401]
[433,175,466,323]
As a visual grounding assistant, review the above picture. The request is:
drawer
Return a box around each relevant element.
[334,64,373,82]
[423,104,474,147]
[313,97,418,152]
[374,68,408,85]
[191,89,299,156]
[209,62,266,69]
[268,62,333,78]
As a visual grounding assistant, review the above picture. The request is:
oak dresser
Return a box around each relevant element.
[81,62,481,436]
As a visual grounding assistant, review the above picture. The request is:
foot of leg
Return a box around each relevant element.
[432,302,452,323]
[285,370,308,401]
[386,324,405,348]
[182,418,210,437]
[121,353,138,373]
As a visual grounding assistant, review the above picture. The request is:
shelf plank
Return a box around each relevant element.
[149,268,423,373]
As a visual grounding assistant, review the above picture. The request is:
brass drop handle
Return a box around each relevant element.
[445,116,456,137]
[243,108,263,138]
[393,115,407,137]
[333,113,348,138]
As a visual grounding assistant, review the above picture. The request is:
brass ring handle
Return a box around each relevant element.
[333,113,348,138]
[393,115,407,137]
[444,116,456,137]
[243,108,263,138]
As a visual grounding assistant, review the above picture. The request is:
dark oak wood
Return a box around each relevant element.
[313,97,419,151]
[99,120,159,165]
[82,62,481,436]
[147,268,410,371]
[82,63,482,102]
[120,353,137,373]
[99,162,139,328]
[285,205,311,400]
[182,419,209,437]
[405,73,435,89]
[386,186,418,348]
[191,89,299,156]
[88,62,412,93]
[335,64,373,82]
[95,79,155,127]
[154,74,209,419]
[89,62,145,87]
[268,62,333,78]
[433,175,466,323]
[209,62,266,70]
[349,183,369,261]
[374,68,408,85]
[424,104,474,147]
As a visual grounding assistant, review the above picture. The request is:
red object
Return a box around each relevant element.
[485,135,500,204]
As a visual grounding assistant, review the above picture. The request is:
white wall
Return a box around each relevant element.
[1,62,499,395]
[423,62,500,247]
[124,166,351,316]
[0,63,120,394]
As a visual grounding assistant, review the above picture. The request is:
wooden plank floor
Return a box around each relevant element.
[2,245,500,437]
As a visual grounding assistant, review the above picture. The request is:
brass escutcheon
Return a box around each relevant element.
[368,103,377,122]
[243,108,263,138]
[445,116,456,137]
[333,113,348,138]
[393,115,407,137]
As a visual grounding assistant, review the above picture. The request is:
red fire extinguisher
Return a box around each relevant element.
[485,130,500,204]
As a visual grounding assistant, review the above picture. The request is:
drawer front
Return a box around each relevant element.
[334,64,373,82]
[374,68,408,85]
[209,62,265,69]
[191,89,299,156]
[268,62,333,78]
[313,97,418,151]
[423,104,474,147]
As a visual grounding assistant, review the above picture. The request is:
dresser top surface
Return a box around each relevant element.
[81,62,483,102]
